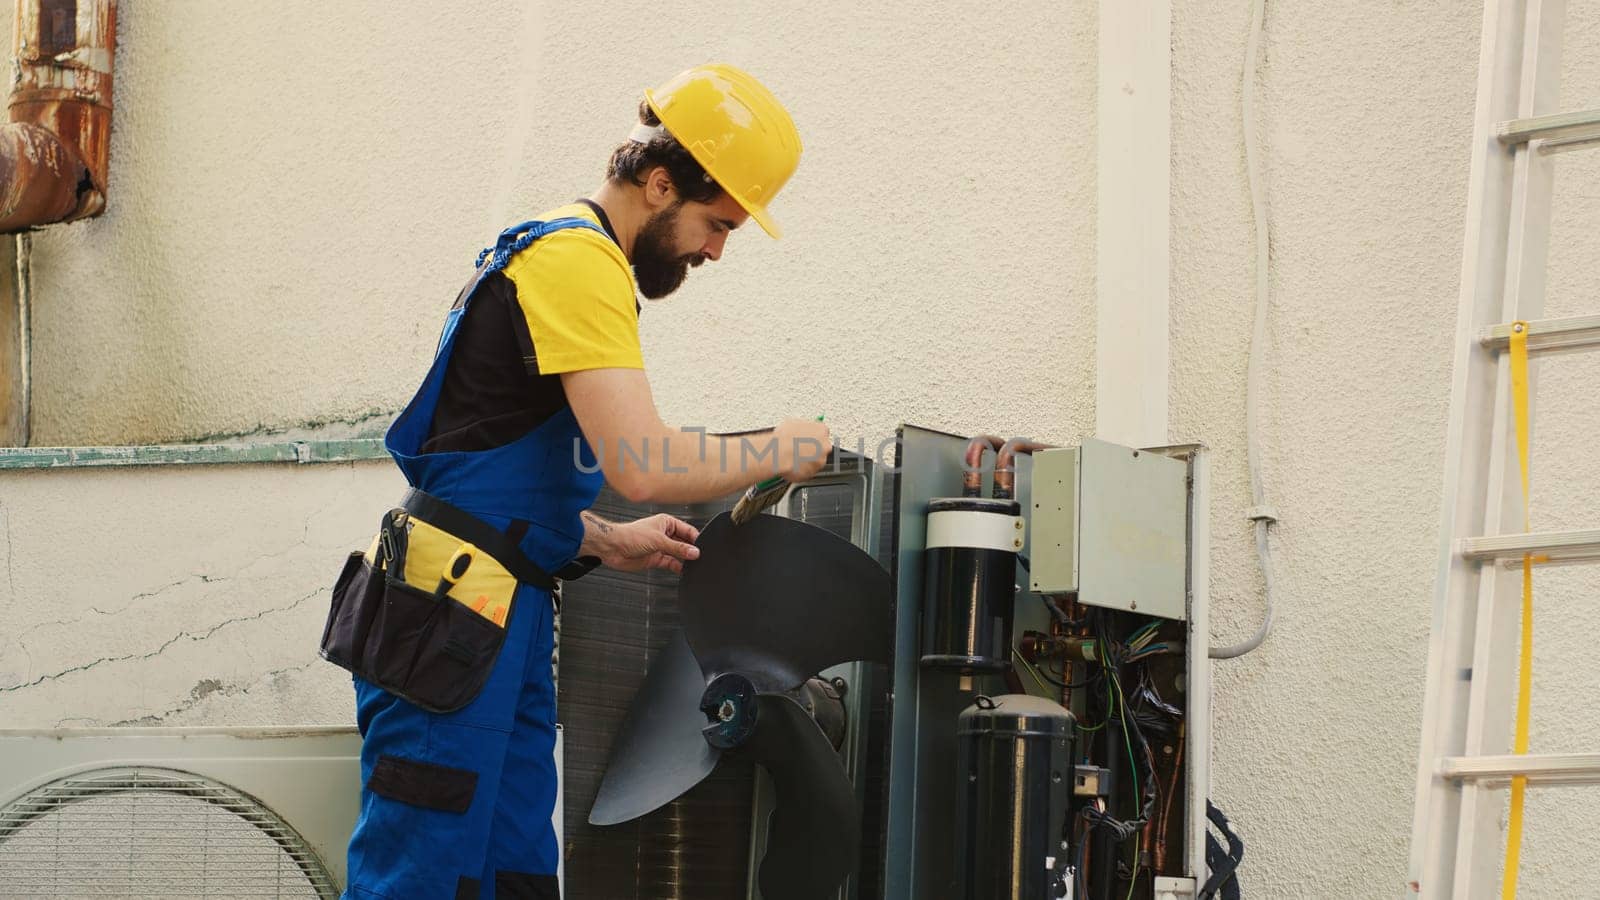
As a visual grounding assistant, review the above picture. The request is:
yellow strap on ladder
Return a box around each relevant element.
[1501,321,1533,900]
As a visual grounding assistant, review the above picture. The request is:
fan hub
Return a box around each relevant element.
[699,673,759,750]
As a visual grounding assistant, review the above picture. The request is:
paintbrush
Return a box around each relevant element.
[729,415,824,525]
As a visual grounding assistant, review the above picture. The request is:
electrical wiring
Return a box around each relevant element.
[1127,621,1161,651]
[1115,666,1142,900]
[1212,0,1277,660]
[1127,643,1173,663]
[1012,650,1056,695]
[1081,618,1157,846]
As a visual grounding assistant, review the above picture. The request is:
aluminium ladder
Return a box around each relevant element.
[1408,0,1600,897]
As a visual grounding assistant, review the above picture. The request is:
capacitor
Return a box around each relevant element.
[921,497,1025,674]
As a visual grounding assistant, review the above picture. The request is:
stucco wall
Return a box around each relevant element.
[0,460,401,727]
[4,1,1600,897]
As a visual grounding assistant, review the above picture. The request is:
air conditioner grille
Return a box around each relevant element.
[0,766,336,898]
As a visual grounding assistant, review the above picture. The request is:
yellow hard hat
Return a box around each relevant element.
[645,64,801,239]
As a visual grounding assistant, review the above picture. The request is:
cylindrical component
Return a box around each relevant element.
[0,0,117,231]
[921,497,1023,673]
[956,694,1075,900]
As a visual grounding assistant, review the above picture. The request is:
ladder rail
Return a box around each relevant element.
[1407,0,1570,895]
[1406,0,1527,891]
[1452,0,1565,891]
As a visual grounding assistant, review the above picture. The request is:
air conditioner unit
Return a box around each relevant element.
[0,724,566,897]
[561,424,1214,900]
[0,726,359,897]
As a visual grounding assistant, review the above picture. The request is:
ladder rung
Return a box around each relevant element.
[1459,529,1600,563]
[1480,315,1600,354]
[1497,108,1600,146]
[1441,753,1600,786]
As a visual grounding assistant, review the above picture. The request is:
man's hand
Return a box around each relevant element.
[579,511,702,574]
[774,417,832,483]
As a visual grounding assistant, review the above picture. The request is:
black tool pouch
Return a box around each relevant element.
[320,492,602,714]
[319,510,405,675]
[318,507,512,714]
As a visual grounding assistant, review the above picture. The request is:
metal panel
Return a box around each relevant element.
[1154,444,1213,883]
[883,425,1037,899]
[1028,447,1080,595]
[1079,439,1189,621]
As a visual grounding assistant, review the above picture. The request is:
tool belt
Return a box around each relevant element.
[318,489,597,713]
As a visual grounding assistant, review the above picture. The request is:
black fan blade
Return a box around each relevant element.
[747,693,861,900]
[679,512,892,692]
[588,630,720,826]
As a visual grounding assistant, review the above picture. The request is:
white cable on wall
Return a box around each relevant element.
[1212,0,1277,660]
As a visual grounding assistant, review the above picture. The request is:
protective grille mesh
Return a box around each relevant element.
[0,767,336,898]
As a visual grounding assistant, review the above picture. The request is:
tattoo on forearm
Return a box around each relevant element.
[582,511,614,534]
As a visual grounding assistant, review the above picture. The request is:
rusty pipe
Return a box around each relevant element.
[0,0,116,233]
[993,438,1058,500]
[960,433,1004,497]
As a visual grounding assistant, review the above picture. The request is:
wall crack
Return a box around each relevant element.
[1,589,322,693]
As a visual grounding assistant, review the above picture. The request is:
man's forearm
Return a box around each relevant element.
[605,427,790,504]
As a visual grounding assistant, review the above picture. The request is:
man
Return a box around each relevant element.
[341,64,831,899]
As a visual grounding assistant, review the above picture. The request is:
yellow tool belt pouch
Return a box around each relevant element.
[319,507,521,714]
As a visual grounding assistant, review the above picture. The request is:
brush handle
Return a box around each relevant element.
[731,415,824,525]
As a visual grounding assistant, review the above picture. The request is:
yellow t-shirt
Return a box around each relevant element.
[501,203,643,373]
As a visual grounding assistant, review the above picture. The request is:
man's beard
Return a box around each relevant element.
[633,202,705,299]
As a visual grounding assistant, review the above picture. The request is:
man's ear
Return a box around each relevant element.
[643,166,676,211]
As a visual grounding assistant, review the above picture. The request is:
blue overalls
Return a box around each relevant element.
[344,218,610,900]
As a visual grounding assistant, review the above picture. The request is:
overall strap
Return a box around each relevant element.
[401,489,557,591]
[476,216,608,274]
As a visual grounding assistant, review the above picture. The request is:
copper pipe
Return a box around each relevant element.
[993,438,1057,499]
[1154,720,1186,872]
[961,434,1004,497]
[0,0,116,232]
[1140,790,1158,865]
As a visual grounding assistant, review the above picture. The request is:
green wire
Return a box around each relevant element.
[1112,665,1141,900]
[1095,635,1141,900]
[1012,650,1053,696]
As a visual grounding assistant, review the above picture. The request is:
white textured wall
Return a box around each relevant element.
[23,0,1097,448]
[1173,2,1600,897]
[4,1,1600,896]
[0,461,401,727]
